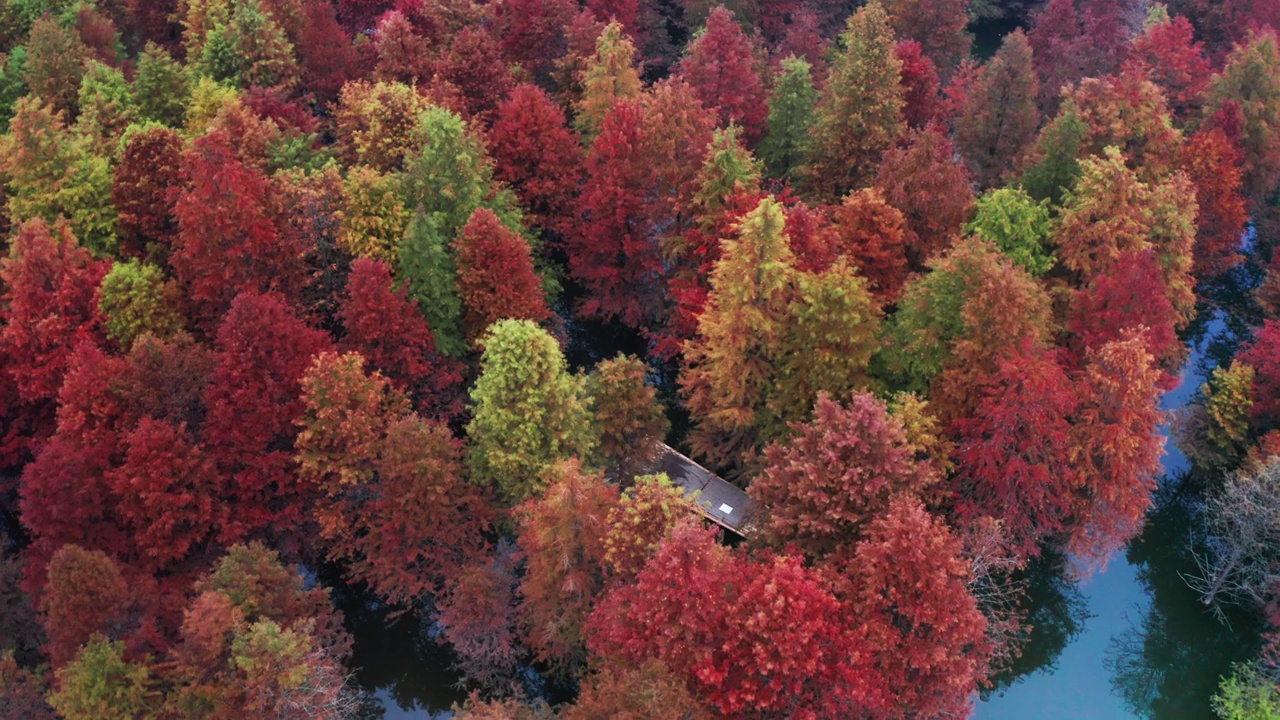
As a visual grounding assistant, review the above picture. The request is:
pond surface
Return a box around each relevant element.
[977,308,1260,720]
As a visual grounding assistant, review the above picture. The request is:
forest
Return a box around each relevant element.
[1,0,1280,717]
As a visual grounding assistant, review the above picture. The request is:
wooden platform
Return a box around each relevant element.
[643,443,756,537]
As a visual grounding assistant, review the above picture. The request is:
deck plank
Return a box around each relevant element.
[643,444,756,536]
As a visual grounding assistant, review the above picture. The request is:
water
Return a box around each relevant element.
[978,305,1262,720]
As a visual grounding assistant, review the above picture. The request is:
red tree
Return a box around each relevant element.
[848,496,989,720]
[454,208,551,344]
[112,126,184,261]
[106,419,221,574]
[679,7,768,145]
[40,545,130,667]
[495,0,576,83]
[1239,320,1280,426]
[1127,13,1212,124]
[1068,249,1183,379]
[435,25,516,125]
[951,346,1080,560]
[875,124,974,269]
[202,292,332,545]
[882,0,971,75]
[1027,0,1088,115]
[1070,333,1163,564]
[297,0,362,107]
[488,84,583,240]
[1182,127,1248,278]
[171,132,307,326]
[895,40,942,129]
[568,99,663,328]
[752,391,937,561]
[339,258,462,421]
[830,188,912,303]
[587,521,884,717]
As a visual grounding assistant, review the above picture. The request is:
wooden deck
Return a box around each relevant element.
[643,443,756,537]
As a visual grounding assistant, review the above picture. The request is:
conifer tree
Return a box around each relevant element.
[1207,29,1280,204]
[801,1,905,201]
[489,84,583,240]
[875,123,974,269]
[895,40,942,128]
[454,208,551,345]
[954,30,1039,188]
[397,209,467,358]
[1020,102,1088,206]
[881,0,971,75]
[98,260,183,350]
[679,7,767,145]
[133,43,190,127]
[680,197,795,472]
[574,21,642,141]
[758,55,817,181]
[111,125,184,260]
[966,187,1055,277]
[585,354,670,479]
[466,320,596,505]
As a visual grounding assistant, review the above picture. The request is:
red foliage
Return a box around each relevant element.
[568,99,665,328]
[337,0,393,32]
[1128,14,1212,123]
[171,133,307,326]
[1183,128,1248,278]
[585,0,642,41]
[1069,249,1183,379]
[883,0,970,74]
[297,0,363,106]
[112,126,184,261]
[437,552,523,688]
[895,40,942,129]
[0,654,55,720]
[587,521,884,718]
[952,346,1080,560]
[847,497,989,719]
[0,220,108,454]
[753,391,936,560]
[874,125,974,270]
[679,7,768,145]
[20,434,122,571]
[371,10,432,84]
[1070,334,1163,564]
[1241,319,1280,426]
[435,25,516,125]
[41,545,130,667]
[107,419,220,574]
[339,258,462,421]
[488,84,583,239]
[784,200,842,273]
[202,292,332,545]
[1027,0,1088,114]
[454,208,551,343]
[495,0,576,83]
[772,8,828,79]
[830,188,912,303]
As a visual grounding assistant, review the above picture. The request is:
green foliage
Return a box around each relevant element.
[574,21,642,141]
[99,260,184,350]
[801,1,905,201]
[48,636,154,720]
[182,76,239,137]
[1214,664,1280,720]
[193,0,298,90]
[77,61,138,155]
[693,126,761,212]
[2,98,117,255]
[966,187,1055,276]
[1207,30,1280,204]
[396,209,466,358]
[758,56,817,181]
[133,43,191,128]
[0,47,28,132]
[466,319,596,505]
[585,354,670,479]
[1183,361,1257,472]
[1021,103,1088,207]
[402,105,525,243]
[602,473,690,581]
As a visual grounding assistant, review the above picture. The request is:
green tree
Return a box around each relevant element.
[966,187,1055,276]
[801,1,905,201]
[402,106,525,244]
[99,260,184,350]
[574,21,642,141]
[1207,29,1280,205]
[680,197,796,472]
[48,636,153,720]
[466,319,596,505]
[1214,663,1280,720]
[396,209,466,358]
[758,55,817,181]
[133,43,190,128]
[1020,102,1088,207]
[76,61,137,155]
